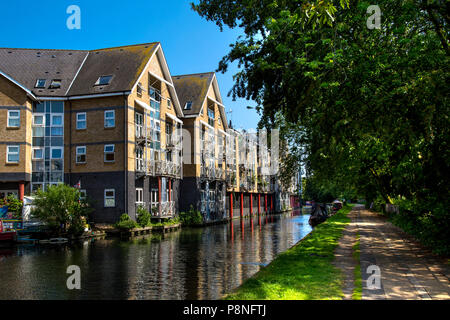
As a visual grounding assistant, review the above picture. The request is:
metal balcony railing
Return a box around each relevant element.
[152,201,175,218]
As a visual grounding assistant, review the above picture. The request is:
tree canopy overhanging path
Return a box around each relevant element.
[335,205,450,300]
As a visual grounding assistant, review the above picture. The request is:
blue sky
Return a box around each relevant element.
[0,0,260,129]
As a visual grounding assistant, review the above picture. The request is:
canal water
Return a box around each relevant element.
[0,211,312,300]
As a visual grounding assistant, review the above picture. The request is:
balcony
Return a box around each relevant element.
[135,127,153,146]
[214,167,225,181]
[151,201,175,218]
[200,164,213,179]
[136,160,181,178]
[166,133,182,150]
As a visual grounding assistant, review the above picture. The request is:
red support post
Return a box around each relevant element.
[18,182,24,201]
[168,179,172,202]
[240,192,244,218]
[250,193,253,216]
[230,193,233,219]
[258,194,261,215]
[265,194,268,213]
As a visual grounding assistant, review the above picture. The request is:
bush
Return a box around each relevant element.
[387,197,450,256]
[136,206,151,227]
[179,205,203,226]
[2,194,23,219]
[115,213,138,230]
[31,184,92,235]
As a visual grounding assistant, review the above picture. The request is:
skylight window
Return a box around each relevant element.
[95,75,113,86]
[49,80,61,89]
[184,101,193,110]
[35,79,46,88]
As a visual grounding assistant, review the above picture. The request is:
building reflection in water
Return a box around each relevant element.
[0,213,312,300]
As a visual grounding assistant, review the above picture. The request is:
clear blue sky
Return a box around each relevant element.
[0,0,260,130]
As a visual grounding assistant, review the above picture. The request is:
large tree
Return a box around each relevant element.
[193,0,449,252]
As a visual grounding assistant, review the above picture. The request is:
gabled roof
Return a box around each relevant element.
[0,48,88,97]
[172,72,215,116]
[0,43,160,98]
[68,43,159,96]
[172,72,228,129]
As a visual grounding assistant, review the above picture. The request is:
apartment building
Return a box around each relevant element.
[0,43,183,223]
[172,72,229,222]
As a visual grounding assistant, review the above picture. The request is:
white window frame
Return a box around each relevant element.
[104,144,115,162]
[76,146,86,164]
[50,147,63,159]
[104,110,115,128]
[79,189,87,201]
[51,114,63,126]
[136,188,144,204]
[104,189,115,207]
[33,114,45,126]
[6,145,20,163]
[76,112,86,130]
[7,110,20,128]
[32,147,44,160]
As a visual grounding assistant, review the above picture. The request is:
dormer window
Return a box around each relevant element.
[35,79,46,88]
[49,80,61,89]
[184,101,192,110]
[95,75,113,86]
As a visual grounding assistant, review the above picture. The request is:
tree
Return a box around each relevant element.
[193,0,450,253]
[32,184,92,235]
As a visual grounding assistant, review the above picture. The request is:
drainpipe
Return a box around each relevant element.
[124,94,128,218]
[68,100,72,186]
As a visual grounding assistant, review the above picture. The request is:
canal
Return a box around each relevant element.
[0,211,312,300]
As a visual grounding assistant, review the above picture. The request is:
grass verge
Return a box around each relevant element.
[352,232,362,300]
[224,204,354,300]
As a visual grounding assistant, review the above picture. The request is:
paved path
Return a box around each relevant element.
[335,205,450,300]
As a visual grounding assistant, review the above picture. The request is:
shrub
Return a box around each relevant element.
[179,205,203,226]
[115,213,138,230]
[136,206,151,227]
[5,194,23,219]
[31,184,92,235]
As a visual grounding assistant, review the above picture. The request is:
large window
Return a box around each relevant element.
[76,146,86,164]
[104,110,115,128]
[76,112,86,130]
[6,145,19,163]
[7,110,20,128]
[207,107,215,127]
[136,188,144,206]
[31,101,64,192]
[104,189,115,207]
[104,144,115,162]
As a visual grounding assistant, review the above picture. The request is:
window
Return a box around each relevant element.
[208,108,214,126]
[149,87,161,102]
[51,114,63,126]
[7,110,20,128]
[137,82,143,96]
[51,147,63,159]
[104,189,115,207]
[104,144,115,162]
[49,80,61,89]
[76,113,86,130]
[167,99,171,109]
[33,114,44,126]
[95,75,113,86]
[136,188,144,204]
[32,148,44,160]
[104,110,115,128]
[76,146,86,163]
[6,146,19,163]
[35,79,46,88]
[79,190,87,201]
[184,101,192,110]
